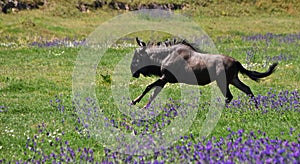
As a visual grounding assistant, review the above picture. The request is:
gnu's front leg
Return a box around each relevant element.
[132,78,166,107]
[143,84,165,108]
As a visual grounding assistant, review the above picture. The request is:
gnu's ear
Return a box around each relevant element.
[136,37,146,47]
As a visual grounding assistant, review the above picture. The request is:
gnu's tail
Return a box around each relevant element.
[237,62,278,82]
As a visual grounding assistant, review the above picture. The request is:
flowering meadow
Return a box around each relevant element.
[0,32,299,163]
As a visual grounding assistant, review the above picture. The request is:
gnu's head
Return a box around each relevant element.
[131,38,147,78]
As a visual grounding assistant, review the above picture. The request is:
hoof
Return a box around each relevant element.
[131,101,136,105]
[142,103,150,109]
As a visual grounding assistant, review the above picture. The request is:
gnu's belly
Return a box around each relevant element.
[164,68,212,85]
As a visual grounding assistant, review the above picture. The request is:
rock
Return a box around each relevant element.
[1,0,186,14]
[2,1,15,13]
[108,1,128,10]
[77,2,89,13]
[93,0,105,9]
[1,0,44,13]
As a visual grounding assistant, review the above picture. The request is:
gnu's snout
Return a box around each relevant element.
[132,71,140,78]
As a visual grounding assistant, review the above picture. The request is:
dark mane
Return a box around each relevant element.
[147,38,207,53]
[179,39,203,53]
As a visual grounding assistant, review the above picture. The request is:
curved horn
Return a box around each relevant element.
[173,38,177,44]
[136,37,146,47]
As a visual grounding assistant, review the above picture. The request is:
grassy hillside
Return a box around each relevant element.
[0,0,299,44]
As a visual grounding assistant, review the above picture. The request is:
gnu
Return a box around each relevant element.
[131,37,278,108]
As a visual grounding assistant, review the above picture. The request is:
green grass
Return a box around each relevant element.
[0,2,300,162]
[1,35,299,161]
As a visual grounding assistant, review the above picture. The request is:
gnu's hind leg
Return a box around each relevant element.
[218,83,233,104]
[225,86,233,104]
[215,63,232,104]
[231,77,258,108]
[231,78,254,98]
[216,81,233,104]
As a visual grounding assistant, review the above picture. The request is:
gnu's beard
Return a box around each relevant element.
[132,71,140,78]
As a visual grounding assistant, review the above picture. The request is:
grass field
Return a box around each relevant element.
[0,1,300,163]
